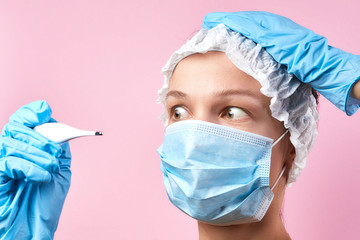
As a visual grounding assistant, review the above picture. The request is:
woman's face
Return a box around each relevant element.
[166,51,293,187]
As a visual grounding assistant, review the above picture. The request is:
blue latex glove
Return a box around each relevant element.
[203,11,360,116]
[0,101,71,239]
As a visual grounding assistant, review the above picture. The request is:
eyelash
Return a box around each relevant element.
[168,105,250,121]
[168,105,187,119]
[220,106,250,119]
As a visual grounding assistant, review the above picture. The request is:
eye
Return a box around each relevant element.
[222,107,247,120]
[171,106,189,121]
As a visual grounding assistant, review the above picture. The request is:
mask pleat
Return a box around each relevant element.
[158,120,276,224]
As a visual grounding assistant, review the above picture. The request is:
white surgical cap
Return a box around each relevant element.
[157,24,319,184]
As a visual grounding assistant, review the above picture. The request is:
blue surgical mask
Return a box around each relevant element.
[157,120,288,225]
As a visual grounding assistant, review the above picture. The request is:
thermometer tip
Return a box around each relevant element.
[95,131,103,136]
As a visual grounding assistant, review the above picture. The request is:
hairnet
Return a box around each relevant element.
[158,24,319,184]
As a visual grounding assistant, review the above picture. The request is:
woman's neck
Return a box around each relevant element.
[197,214,291,240]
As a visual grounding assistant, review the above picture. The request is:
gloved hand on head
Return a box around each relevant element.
[0,100,71,239]
[203,11,360,116]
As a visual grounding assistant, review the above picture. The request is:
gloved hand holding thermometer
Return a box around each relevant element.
[203,11,360,116]
[0,100,102,239]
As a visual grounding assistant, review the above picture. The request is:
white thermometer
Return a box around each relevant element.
[34,123,103,143]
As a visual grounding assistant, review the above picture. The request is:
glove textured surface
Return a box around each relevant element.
[203,11,360,115]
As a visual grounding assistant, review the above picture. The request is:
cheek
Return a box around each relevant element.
[243,110,284,139]
[269,142,288,185]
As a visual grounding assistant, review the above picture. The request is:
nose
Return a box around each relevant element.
[193,107,220,124]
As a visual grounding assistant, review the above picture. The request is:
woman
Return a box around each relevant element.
[0,11,359,240]
[157,12,360,239]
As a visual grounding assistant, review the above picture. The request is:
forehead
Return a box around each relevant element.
[169,51,267,103]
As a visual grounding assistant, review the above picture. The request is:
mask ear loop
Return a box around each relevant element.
[270,129,289,191]
[271,166,286,191]
[272,129,289,147]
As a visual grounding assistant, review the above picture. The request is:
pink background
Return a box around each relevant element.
[0,1,359,239]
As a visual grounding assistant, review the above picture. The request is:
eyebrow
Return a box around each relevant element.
[214,89,258,98]
[166,90,188,99]
[166,89,258,99]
